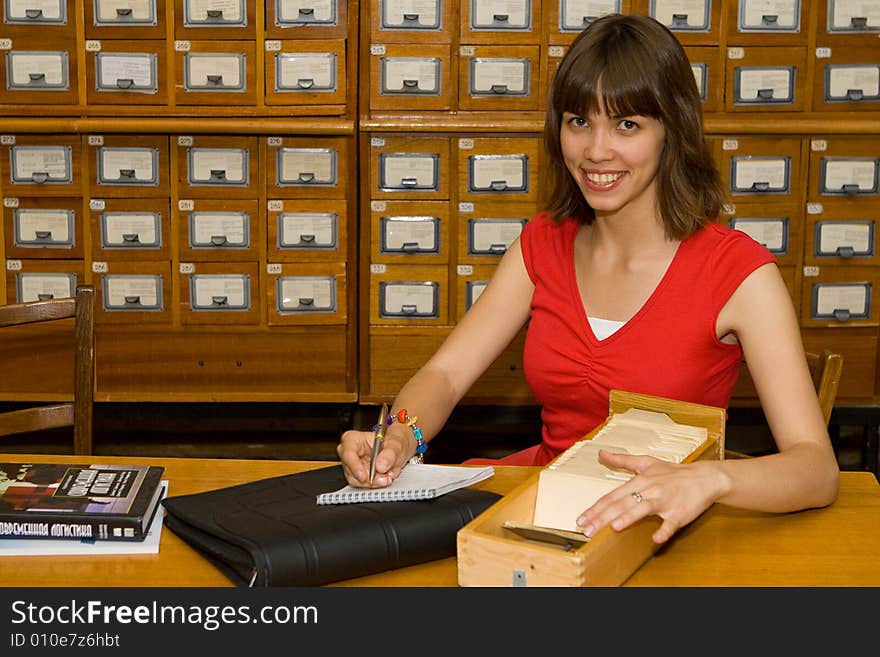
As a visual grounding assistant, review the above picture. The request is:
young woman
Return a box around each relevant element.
[337,14,838,544]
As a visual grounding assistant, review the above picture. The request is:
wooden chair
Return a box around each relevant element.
[0,285,95,455]
[725,350,843,459]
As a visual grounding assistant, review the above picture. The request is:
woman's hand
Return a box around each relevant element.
[576,449,730,544]
[337,426,414,488]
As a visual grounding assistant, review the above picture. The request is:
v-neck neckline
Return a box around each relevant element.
[569,223,686,347]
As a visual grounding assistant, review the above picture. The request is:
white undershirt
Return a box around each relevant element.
[588,316,625,340]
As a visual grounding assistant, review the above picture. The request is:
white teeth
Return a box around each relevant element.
[586,172,622,185]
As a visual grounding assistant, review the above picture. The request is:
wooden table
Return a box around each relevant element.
[1,453,878,587]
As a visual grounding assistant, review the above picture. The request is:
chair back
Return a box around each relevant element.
[0,285,95,454]
[806,350,843,427]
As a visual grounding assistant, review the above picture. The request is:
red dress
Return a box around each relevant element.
[467,214,776,467]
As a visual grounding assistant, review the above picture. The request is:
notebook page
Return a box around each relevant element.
[316,464,494,504]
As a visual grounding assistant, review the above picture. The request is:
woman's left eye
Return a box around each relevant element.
[619,119,638,131]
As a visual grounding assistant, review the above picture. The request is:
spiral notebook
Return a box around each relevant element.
[316,463,494,505]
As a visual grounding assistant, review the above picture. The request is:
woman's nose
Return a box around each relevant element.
[584,132,613,161]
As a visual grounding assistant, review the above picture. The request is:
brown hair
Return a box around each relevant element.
[543,14,726,240]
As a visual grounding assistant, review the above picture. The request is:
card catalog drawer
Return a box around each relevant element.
[369,0,452,43]
[175,0,256,40]
[95,261,171,324]
[808,136,880,201]
[723,201,803,266]
[265,38,346,107]
[174,40,257,106]
[369,43,454,111]
[457,136,540,204]
[265,135,349,199]
[726,0,808,45]
[2,0,74,38]
[639,0,722,45]
[547,1,633,44]
[370,135,450,200]
[804,202,879,266]
[813,47,880,111]
[800,265,880,327]
[455,263,496,321]
[266,0,349,39]
[266,262,347,325]
[85,0,166,39]
[458,44,540,111]
[176,134,258,198]
[90,197,170,261]
[85,40,167,105]
[1,134,79,194]
[719,136,804,202]
[0,39,78,105]
[457,200,535,263]
[178,261,260,325]
[370,264,448,325]
[724,46,808,111]
[802,328,878,401]
[684,46,723,113]
[816,3,880,47]
[3,195,82,259]
[177,198,260,261]
[460,0,540,44]
[5,258,83,303]
[268,198,348,262]
[370,199,450,264]
[87,134,169,197]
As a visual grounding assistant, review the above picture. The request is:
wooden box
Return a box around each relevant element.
[457,390,725,587]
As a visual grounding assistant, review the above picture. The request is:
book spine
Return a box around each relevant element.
[0,515,144,541]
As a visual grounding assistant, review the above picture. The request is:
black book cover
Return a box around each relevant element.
[161,464,501,586]
[0,462,165,541]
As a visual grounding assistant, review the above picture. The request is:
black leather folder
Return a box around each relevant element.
[161,464,501,586]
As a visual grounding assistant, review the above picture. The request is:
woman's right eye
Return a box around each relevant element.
[566,115,587,128]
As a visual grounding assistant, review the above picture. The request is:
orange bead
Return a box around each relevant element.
[396,409,408,424]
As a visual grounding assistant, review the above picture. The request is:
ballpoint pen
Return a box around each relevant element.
[369,403,389,485]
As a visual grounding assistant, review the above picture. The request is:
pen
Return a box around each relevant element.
[369,403,389,485]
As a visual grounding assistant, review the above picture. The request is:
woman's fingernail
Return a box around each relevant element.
[582,524,595,538]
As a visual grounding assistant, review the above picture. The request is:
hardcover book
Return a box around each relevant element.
[0,462,165,542]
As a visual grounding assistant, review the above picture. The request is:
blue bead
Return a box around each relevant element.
[417,442,428,454]
[413,428,423,439]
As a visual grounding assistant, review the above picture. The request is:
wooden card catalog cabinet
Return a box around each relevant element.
[177,198,259,261]
[547,0,632,43]
[175,41,256,106]
[370,199,450,264]
[805,205,878,266]
[95,261,171,324]
[455,263,495,321]
[4,196,82,259]
[724,201,802,267]
[6,258,82,302]
[371,135,450,200]
[175,0,256,40]
[684,46,723,113]
[457,200,534,263]
[725,46,807,112]
[266,0,348,39]
[461,0,539,44]
[265,39,346,108]
[457,136,540,204]
[268,198,347,262]
[86,41,166,105]
[177,135,258,198]
[720,136,804,203]
[266,135,349,199]
[800,266,880,328]
[369,43,453,111]
[370,264,448,325]
[2,134,79,195]
[1,0,74,38]
[813,48,880,111]
[808,137,880,201]
[726,0,807,45]
[369,0,452,42]
[90,197,170,261]
[640,0,721,44]
[85,0,165,39]
[179,261,260,325]
[816,1,880,46]
[267,262,347,325]
[0,41,78,105]
[458,45,539,112]
[88,134,169,197]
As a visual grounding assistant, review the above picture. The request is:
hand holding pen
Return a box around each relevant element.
[369,403,389,485]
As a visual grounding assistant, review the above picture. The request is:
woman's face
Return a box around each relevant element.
[560,102,666,219]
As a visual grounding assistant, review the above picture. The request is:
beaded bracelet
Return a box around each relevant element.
[386,408,427,464]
